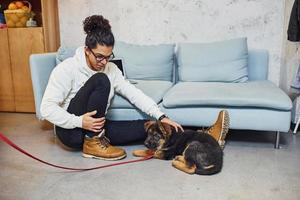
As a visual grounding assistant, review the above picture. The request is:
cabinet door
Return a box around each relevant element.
[8,27,45,112]
[0,29,15,111]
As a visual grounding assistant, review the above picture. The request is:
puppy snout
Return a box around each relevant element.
[144,140,151,148]
[144,140,156,149]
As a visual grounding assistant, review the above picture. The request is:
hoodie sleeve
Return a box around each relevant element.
[40,64,82,129]
[112,66,164,120]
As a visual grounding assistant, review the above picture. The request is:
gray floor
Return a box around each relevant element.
[0,112,299,200]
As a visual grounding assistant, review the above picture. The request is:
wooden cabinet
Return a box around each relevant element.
[10,28,45,112]
[0,0,59,112]
[0,29,15,111]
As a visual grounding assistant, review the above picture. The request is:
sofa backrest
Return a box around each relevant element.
[177,38,249,83]
[56,46,77,64]
[114,42,175,81]
[56,42,176,82]
[55,40,269,83]
[247,49,269,81]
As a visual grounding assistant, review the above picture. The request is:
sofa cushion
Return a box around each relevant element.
[160,107,291,132]
[56,46,77,64]
[162,81,292,111]
[114,41,175,81]
[177,38,248,82]
[110,80,173,109]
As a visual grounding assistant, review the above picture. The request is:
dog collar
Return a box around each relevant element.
[158,114,168,121]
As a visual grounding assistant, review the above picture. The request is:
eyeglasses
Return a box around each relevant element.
[88,47,115,62]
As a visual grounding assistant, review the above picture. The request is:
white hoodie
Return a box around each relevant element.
[40,46,164,129]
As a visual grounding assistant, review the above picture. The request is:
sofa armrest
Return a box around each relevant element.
[248,49,269,81]
[29,53,57,119]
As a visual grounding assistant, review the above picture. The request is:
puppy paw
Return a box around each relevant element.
[132,149,154,157]
[153,150,164,159]
[174,155,185,163]
[174,156,180,160]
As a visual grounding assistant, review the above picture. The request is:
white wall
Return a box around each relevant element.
[58,0,285,85]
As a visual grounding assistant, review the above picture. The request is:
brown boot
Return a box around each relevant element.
[82,134,126,161]
[132,149,154,157]
[206,110,230,149]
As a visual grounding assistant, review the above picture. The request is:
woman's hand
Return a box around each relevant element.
[82,110,105,132]
[160,117,184,132]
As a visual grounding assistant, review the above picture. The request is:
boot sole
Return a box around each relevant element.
[82,153,127,161]
[218,110,230,149]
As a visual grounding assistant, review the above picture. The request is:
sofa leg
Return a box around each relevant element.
[274,131,280,149]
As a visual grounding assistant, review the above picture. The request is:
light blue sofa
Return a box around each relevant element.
[30,38,292,148]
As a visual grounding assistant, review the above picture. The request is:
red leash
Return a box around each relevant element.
[0,132,153,171]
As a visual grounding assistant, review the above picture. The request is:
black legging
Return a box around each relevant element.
[55,73,147,149]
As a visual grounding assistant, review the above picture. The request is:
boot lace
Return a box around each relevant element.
[96,136,111,149]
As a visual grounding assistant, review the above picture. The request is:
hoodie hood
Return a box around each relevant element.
[74,46,104,77]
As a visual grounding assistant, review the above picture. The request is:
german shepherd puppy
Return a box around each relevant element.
[144,121,223,175]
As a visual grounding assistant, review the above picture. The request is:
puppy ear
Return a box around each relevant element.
[162,122,172,135]
[144,121,156,132]
[157,121,172,137]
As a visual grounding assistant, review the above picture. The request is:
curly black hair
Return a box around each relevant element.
[83,15,115,48]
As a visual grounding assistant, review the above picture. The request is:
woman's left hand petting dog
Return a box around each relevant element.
[133,120,224,175]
